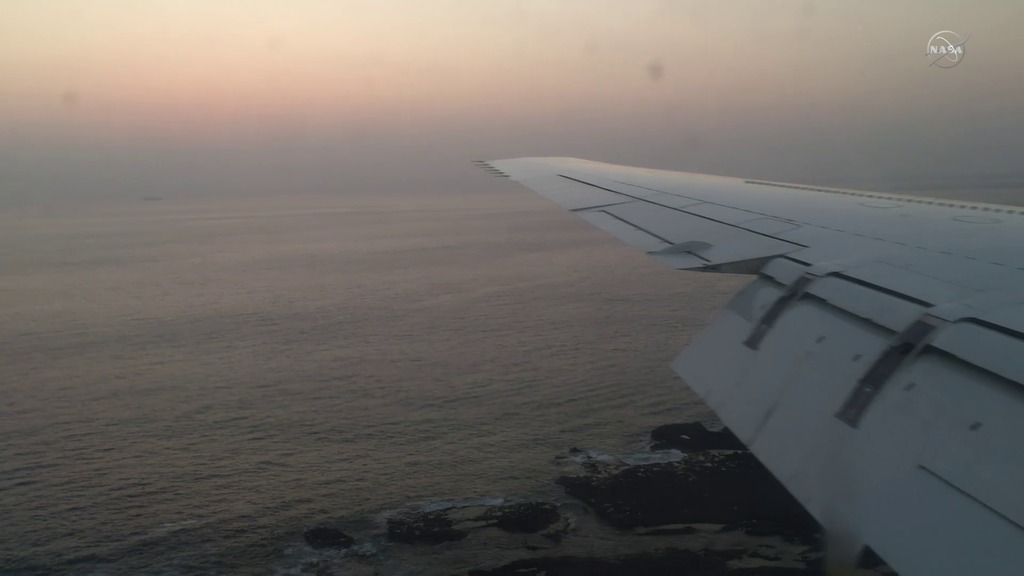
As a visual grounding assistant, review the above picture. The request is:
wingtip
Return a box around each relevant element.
[473,160,509,178]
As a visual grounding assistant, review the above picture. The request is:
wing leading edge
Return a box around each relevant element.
[484,157,1024,576]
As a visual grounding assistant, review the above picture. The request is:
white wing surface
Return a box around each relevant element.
[481,157,1024,575]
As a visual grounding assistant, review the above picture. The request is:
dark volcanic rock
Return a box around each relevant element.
[722,519,819,546]
[466,548,819,576]
[467,548,716,576]
[386,501,562,545]
[556,450,818,538]
[649,422,746,452]
[483,502,560,533]
[303,526,354,549]
[387,510,468,545]
[635,525,698,536]
[727,568,820,575]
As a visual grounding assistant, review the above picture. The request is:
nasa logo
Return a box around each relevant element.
[927,30,969,68]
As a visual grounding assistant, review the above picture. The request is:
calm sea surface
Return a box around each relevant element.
[0,185,750,575]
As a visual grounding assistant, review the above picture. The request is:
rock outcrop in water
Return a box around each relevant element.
[649,421,748,452]
[303,526,354,549]
[386,509,470,545]
[295,421,897,576]
[482,502,561,534]
[385,501,565,545]
[467,548,822,576]
[556,450,818,542]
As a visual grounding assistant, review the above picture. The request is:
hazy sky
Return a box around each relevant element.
[1,1,1021,201]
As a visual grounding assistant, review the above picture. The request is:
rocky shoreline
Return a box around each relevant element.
[295,422,896,575]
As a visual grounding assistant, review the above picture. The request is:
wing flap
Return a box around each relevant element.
[930,321,1024,391]
[863,466,1024,576]
[806,275,926,332]
[673,265,1024,576]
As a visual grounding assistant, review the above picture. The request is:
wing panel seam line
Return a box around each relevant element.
[558,174,808,249]
[918,465,1024,533]
[595,209,678,248]
[569,200,634,212]
[611,176,1017,269]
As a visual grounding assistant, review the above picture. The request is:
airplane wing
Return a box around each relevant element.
[480,157,1024,575]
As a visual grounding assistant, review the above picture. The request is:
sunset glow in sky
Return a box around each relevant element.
[2,1,1021,197]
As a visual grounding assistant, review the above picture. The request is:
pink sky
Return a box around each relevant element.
[1,1,1021,191]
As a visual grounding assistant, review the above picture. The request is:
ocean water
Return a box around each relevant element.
[0,187,748,575]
